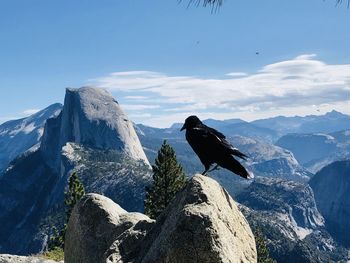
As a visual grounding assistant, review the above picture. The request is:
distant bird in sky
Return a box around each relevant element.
[255,51,260,55]
[181,115,253,179]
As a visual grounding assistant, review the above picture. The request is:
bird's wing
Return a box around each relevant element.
[205,126,248,160]
[217,154,253,179]
[207,127,226,139]
[186,127,214,167]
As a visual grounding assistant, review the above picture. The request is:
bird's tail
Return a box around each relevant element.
[230,148,248,160]
[218,155,252,179]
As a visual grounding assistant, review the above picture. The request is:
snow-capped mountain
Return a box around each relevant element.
[0,103,62,172]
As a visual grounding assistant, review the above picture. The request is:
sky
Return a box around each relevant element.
[1,0,350,127]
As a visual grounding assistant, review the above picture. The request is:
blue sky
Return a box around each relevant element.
[1,0,350,127]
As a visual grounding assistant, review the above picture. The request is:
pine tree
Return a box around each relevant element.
[64,172,85,221]
[253,227,276,263]
[48,172,85,251]
[144,140,187,219]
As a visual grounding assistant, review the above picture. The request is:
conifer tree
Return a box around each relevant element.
[144,140,187,219]
[253,227,276,263]
[64,172,85,221]
[48,172,85,251]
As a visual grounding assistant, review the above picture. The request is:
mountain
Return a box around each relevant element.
[276,131,350,173]
[40,87,150,169]
[276,133,337,166]
[252,110,350,136]
[237,177,349,262]
[0,103,62,172]
[309,160,350,247]
[0,87,151,255]
[202,118,245,128]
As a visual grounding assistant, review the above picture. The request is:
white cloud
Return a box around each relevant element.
[294,54,317,60]
[124,95,149,100]
[89,54,350,127]
[225,72,248,77]
[121,104,160,111]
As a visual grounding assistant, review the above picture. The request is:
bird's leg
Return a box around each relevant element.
[202,164,220,175]
[202,164,211,176]
[207,164,220,173]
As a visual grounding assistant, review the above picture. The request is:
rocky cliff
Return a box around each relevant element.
[41,87,149,169]
[65,175,257,263]
[309,160,350,246]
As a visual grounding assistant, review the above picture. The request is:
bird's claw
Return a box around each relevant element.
[203,165,220,175]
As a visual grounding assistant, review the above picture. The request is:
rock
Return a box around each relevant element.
[41,87,150,169]
[0,254,61,263]
[65,193,154,263]
[65,175,257,263]
[309,160,350,246]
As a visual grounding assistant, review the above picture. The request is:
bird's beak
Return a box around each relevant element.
[180,125,185,131]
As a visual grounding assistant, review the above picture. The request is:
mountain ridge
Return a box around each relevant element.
[0,103,62,173]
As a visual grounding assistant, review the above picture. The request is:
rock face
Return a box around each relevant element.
[0,103,62,172]
[41,87,150,168]
[65,193,154,263]
[0,254,61,263]
[65,175,257,263]
[309,160,350,246]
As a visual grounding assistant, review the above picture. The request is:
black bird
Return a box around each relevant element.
[181,115,253,179]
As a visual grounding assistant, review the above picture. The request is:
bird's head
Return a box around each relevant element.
[180,115,202,131]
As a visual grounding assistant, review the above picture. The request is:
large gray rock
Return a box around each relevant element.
[0,254,61,263]
[65,194,154,263]
[65,175,257,263]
